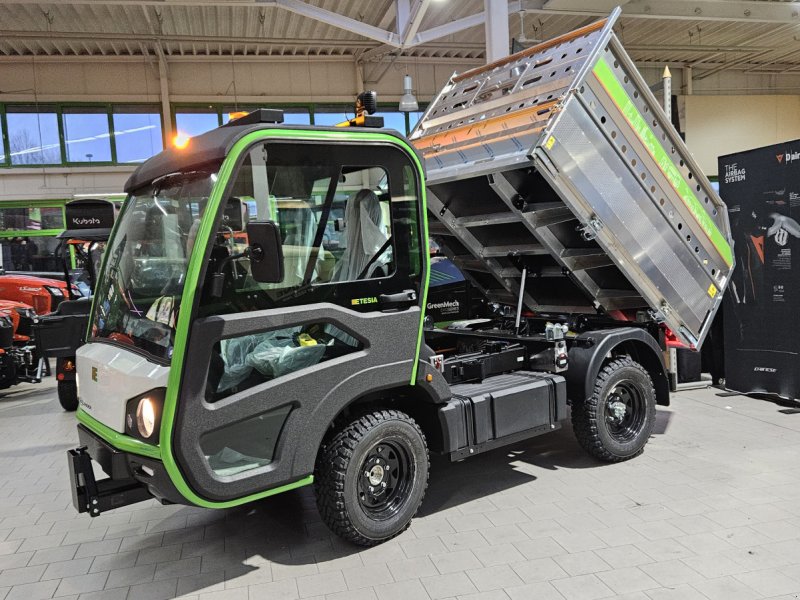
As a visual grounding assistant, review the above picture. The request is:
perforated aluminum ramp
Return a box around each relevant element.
[410,8,733,348]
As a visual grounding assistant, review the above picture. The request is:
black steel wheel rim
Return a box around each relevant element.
[604,380,646,443]
[357,439,414,521]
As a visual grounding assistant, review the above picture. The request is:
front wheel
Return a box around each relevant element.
[314,409,429,546]
[58,380,79,412]
[572,357,656,462]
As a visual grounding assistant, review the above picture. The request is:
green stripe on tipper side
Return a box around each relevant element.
[592,56,733,268]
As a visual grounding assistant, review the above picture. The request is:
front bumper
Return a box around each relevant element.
[68,425,184,516]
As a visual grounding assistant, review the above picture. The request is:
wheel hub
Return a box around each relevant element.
[357,441,412,520]
[603,379,646,443]
[608,399,627,423]
[368,464,385,486]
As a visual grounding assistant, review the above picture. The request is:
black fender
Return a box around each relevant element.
[566,327,669,406]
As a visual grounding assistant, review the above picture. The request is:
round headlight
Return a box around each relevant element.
[136,397,157,439]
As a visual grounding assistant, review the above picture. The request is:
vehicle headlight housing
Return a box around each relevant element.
[136,398,156,438]
[125,388,165,443]
[44,285,63,297]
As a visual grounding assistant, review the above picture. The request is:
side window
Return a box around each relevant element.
[324,167,393,282]
[199,144,398,313]
[206,323,361,405]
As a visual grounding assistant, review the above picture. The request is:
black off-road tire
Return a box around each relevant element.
[572,357,656,462]
[314,409,429,546]
[58,380,79,412]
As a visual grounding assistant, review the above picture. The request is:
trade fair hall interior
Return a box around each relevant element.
[2,2,800,600]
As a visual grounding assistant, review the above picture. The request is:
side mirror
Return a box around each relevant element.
[247,221,284,284]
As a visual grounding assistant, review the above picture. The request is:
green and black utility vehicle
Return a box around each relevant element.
[68,10,734,546]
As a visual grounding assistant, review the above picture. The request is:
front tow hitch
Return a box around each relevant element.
[68,447,151,516]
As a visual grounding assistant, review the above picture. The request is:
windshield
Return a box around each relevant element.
[91,170,217,362]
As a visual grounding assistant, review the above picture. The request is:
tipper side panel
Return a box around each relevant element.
[410,10,733,348]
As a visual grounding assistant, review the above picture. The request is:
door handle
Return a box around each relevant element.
[379,289,417,310]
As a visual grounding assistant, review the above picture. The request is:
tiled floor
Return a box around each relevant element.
[2,379,800,600]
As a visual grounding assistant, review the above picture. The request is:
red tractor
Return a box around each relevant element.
[0,273,74,315]
[0,298,45,388]
[0,272,74,391]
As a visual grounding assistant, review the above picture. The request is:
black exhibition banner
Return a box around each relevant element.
[719,140,800,400]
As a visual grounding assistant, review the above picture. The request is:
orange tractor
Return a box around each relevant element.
[0,297,46,388]
[0,267,78,391]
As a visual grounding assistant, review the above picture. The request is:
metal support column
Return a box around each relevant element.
[484,0,509,64]
[683,65,693,95]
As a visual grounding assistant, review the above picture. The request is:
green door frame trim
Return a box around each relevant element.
[150,127,429,509]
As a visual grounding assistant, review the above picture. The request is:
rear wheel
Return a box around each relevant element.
[58,380,79,412]
[572,357,656,462]
[314,409,429,546]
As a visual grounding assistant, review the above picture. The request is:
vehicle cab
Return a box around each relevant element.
[70,108,431,516]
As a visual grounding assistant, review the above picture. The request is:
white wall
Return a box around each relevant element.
[684,95,800,176]
[0,166,134,202]
[0,56,472,105]
[637,66,800,97]
[0,59,160,104]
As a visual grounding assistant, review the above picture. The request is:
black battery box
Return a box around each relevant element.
[442,343,526,384]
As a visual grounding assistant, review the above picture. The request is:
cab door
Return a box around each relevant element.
[172,137,427,502]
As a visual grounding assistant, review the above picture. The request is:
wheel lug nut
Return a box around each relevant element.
[377,447,382,453]
[381,482,387,488]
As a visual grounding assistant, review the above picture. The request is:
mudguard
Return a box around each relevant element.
[566,327,669,406]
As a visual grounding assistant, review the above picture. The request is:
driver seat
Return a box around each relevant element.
[333,189,389,282]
